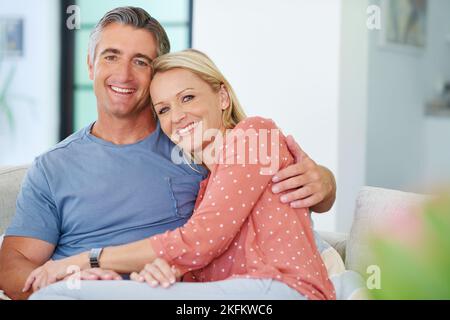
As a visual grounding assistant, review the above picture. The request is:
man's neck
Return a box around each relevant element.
[91,110,157,145]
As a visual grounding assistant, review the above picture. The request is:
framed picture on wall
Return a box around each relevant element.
[380,0,428,54]
[0,18,24,58]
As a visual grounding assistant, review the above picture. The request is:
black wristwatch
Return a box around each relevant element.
[89,248,104,268]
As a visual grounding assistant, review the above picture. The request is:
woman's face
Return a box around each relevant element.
[150,68,229,153]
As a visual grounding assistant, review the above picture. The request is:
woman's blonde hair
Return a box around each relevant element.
[151,49,246,129]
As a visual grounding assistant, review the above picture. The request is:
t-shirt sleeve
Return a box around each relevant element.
[149,117,289,274]
[4,158,60,245]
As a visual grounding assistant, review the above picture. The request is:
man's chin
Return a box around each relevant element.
[107,105,143,118]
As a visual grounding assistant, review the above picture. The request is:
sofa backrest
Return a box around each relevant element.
[0,165,29,234]
[346,186,431,275]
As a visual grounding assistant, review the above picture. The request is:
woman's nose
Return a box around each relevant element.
[171,106,186,123]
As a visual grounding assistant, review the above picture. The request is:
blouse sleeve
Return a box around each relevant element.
[149,117,290,274]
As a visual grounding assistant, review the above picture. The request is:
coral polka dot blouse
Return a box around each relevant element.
[149,117,336,300]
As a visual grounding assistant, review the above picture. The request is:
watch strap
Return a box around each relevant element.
[89,248,103,268]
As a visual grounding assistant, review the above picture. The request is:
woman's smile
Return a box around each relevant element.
[175,121,201,137]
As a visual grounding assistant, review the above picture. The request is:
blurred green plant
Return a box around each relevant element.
[0,55,35,133]
[368,194,450,299]
[0,57,16,131]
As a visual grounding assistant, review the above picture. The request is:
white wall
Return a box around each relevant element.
[337,0,369,232]
[365,0,450,193]
[366,0,424,192]
[193,0,342,231]
[424,118,450,188]
[0,0,60,166]
[422,0,450,190]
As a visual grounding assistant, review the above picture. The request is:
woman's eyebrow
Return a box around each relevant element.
[153,88,194,107]
[176,88,194,97]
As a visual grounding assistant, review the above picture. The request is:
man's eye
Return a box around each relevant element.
[105,55,117,61]
[182,95,194,103]
[135,60,148,67]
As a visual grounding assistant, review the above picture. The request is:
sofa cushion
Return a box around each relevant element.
[0,166,29,234]
[346,186,430,275]
[318,230,347,262]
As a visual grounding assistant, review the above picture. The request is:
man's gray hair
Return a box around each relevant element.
[88,6,170,64]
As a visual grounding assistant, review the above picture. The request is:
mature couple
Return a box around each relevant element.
[0,7,336,300]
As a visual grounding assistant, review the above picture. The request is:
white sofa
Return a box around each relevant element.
[0,165,429,300]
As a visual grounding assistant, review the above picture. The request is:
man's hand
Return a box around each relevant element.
[23,261,123,293]
[22,259,69,293]
[271,135,336,213]
[65,268,122,281]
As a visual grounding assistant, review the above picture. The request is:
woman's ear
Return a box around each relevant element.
[219,84,231,110]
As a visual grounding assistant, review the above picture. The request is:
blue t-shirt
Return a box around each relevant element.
[5,122,207,260]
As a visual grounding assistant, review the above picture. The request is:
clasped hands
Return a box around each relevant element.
[23,258,179,292]
[23,136,335,292]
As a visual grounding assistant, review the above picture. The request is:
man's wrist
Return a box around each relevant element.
[76,252,91,270]
[311,166,336,213]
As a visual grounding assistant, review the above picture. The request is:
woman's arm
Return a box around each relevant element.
[148,117,289,275]
[24,117,290,282]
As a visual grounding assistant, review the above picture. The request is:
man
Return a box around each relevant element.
[0,7,336,300]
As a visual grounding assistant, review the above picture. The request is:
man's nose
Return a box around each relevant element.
[115,61,134,82]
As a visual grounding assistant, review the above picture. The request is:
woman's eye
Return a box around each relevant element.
[182,95,194,103]
[157,106,170,115]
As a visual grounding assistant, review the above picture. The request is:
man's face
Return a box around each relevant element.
[88,23,158,119]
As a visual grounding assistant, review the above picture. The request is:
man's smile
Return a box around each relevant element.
[109,85,137,95]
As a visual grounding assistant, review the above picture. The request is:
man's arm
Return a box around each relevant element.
[271,135,336,213]
[309,165,336,213]
[0,237,55,300]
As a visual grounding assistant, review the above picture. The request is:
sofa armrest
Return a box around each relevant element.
[317,231,348,263]
[0,165,29,234]
[0,290,12,300]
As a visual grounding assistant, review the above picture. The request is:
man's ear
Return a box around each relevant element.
[87,54,94,80]
[219,84,231,110]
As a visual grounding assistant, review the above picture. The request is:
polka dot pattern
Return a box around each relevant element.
[149,117,335,300]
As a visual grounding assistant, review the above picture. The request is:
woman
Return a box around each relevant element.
[27,50,335,300]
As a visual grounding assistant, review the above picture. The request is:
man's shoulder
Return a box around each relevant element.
[35,125,91,165]
[49,126,89,152]
[235,116,278,130]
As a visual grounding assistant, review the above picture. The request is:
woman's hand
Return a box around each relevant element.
[130,258,180,288]
[23,259,72,293]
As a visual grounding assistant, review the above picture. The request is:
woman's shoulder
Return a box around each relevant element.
[234,116,279,131]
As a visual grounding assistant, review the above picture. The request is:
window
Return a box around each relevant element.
[60,0,193,138]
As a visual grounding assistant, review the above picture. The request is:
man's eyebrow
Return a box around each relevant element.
[134,53,153,64]
[100,48,121,56]
[153,88,194,107]
[99,49,152,64]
